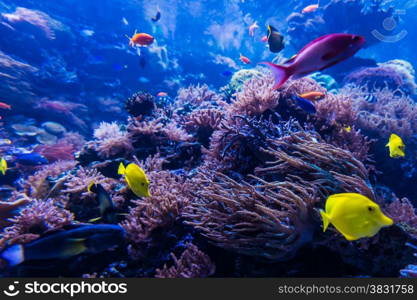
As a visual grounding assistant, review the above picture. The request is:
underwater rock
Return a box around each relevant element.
[41,121,67,135]
[11,124,42,137]
[36,131,58,145]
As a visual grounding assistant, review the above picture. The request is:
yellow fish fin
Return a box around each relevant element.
[62,238,88,257]
[341,232,357,241]
[320,210,330,232]
[88,216,102,223]
[87,181,95,192]
[118,162,126,175]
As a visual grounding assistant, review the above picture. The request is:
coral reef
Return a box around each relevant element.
[344,60,417,95]
[1,197,74,247]
[92,122,133,159]
[155,243,215,278]
[125,91,156,117]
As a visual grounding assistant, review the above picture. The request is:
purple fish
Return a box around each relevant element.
[262,33,366,89]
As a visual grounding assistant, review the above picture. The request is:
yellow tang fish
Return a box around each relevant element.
[118,162,150,197]
[320,193,393,241]
[0,158,7,175]
[386,133,405,158]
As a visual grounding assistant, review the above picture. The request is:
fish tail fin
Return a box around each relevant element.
[1,244,24,266]
[260,62,292,89]
[118,162,126,175]
[87,181,95,193]
[320,210,330,232]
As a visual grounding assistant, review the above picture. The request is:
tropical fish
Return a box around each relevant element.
[239,54,251,64]
[0,102,11,109]
[386,133,405,158]
[0,158,7,175]
[0,224,125,266]
[248,21,259,37]
[342,126,351,133]
[267,25,285,53]
[126,30,154,47]
[292,95,316,114]
[151,7,161,22]
[262,33,365,89]
[157,92,168,97]
[14,152,48,165]
[302,1,319,14]
[261,35,268,43]
[320,193,393,241]
[118,162,150,197]
[88,183,118,223]
[299,91,326,101]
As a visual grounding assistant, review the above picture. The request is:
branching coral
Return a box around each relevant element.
[23,160,77,199]
[386,197,417,239]
[255,131,371,198]
[121,171,191,245]
[344,60,417,95]
[184,172,319,260]
[352,87,417,139]
[34,141,75,162]
[203,116,293,175]
[62,167,115,200]
[227,74,279,116]
[93,122,133,159]
[1,198,74,246]
[182,108,225,146]
[162,122,193,142]
[155,243,215,278]
[176,84,223,109]
[0,197,30,230]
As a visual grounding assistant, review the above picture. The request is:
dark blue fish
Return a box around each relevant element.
[292,95,316,114]
[151,10,161,22]
[221,70,233,77]
[88,183,118,223]
[14,153,48,165]
[0,224,125,266]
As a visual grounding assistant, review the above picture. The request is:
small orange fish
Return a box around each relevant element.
[261,35,268,43]
[0,102,11,110]
[299,91,326,101]
[157,92,168,97]
[239,54,251,64]
[302,3,319,14]
[126,31,154,47]
[248,21,259,37]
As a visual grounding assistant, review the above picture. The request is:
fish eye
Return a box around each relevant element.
[353,36,361,41]
[141,182,145,186]
[367,206,375,212]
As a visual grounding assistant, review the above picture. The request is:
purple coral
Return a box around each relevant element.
[1,197,74,246]
[93,122,133,159]
[155,243,215,278]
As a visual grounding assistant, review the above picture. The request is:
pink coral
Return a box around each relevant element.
[155,243,215,278]
[386,197,417,239]
[1,198,74,246]
[93,122,133,158]
[227,74,279,116]
[121,171,191,244]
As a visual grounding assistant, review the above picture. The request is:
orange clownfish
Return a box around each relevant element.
[0,102,11,110]
[239,54,251,64]
[302,2,319,14]
[298,91,326,101]
[126,30,154,47]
